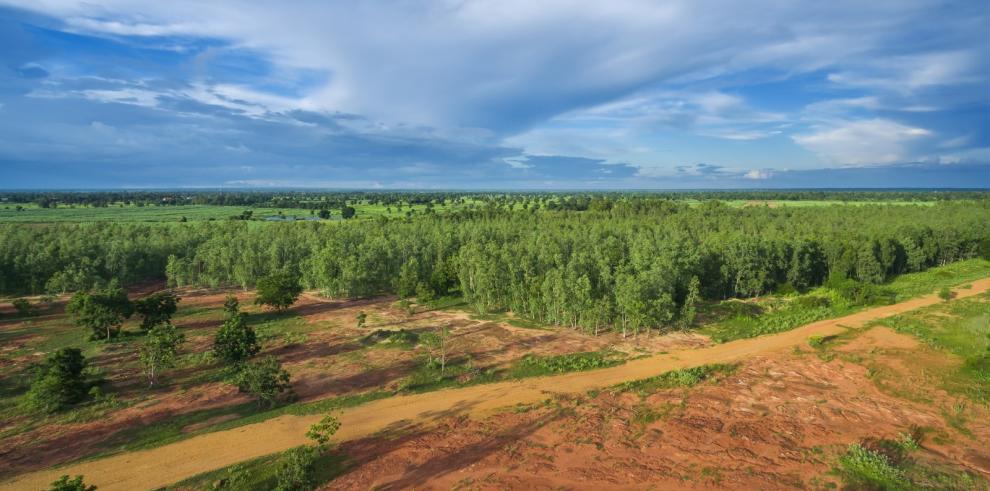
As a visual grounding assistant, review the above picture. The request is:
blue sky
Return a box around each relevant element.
[0,1,988,189]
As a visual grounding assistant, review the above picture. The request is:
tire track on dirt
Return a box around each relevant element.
[4,279,988,491]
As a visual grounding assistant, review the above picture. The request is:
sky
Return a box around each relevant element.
[0,0,988,189]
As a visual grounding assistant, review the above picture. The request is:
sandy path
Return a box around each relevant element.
[4,279,988,491]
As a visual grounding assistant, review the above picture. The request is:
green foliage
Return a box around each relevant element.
[213,307,260,364]
[612,364,736,396]
[66,281,134,341]
[12,298,34,317]
[134,290,180,330]
[836,444,909,490]
[255,272,303,311]
[360,329,418,348]
[47,474,97,491]
[25,348,91,413]
[826,277,895,306]
[508,350,623,378]
[233,356,293,408]
[938,287,954,302]
[355,311,367,328]
[274,446,318,491]
[305,413,341,449]
[139,323,186,387]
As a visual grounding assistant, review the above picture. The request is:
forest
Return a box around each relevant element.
[2,196,988,337]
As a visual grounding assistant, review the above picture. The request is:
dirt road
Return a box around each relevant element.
[4,279,988,491]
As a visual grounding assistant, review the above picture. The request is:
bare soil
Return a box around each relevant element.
[2,279,987,490]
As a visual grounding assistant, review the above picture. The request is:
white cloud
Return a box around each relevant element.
[793,119,932,165]
[744,169,774,180]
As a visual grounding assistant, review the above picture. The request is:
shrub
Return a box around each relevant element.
[937,287,954,302]
[509,351,622,378]
[213,311,259,364]
[134,290,180,330]
[26,348,91,413]
[12,298,35,317]
[274,446,317,491]
[306,413,341,449]
[837,444,909,490]
[233,356,293,408]
[47,475,97,491]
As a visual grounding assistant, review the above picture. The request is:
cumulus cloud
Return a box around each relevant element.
[793,119,933,166]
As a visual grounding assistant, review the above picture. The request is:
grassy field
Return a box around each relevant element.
[0,199,481,223]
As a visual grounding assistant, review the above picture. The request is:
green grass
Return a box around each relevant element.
[610,364,737,397]
[0,198,483,223]
[507,350,625,379]
[701,259,990,343]
[167,446,350,491]
[835,439,984,491]
[874,292,990,403]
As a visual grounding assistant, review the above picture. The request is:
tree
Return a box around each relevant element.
[356,311,367,328]
[233,356,293,407]
[223,294,240,315]
[421,325,451,375]
[12,298,35,317]
[66,281,134,341]
[255,272,303,311]
[213,307,260,364]
[317,208,331,219]
[139,323,185,387]
[274,446,317,491]
[938,287,954,302]
[47,475,97,491]
[679,276,701,329]
[306,413,341,449]
[340,206,356,219]
[26,348,90,413]
[134,290,180,330]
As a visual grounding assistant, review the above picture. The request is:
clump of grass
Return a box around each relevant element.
[507,350,625,379]
[611,364,736,397]
[360,329,419,349]
[836,444,909,490]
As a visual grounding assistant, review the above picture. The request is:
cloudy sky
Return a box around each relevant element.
[1,0,988,189]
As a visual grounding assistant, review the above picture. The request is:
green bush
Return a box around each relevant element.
[274,446,317,491]
[233,356,293,408]
[255,272,303,311]
[47,474,96,491]
[12,298,35,317]
[613,364,736,396]
[25,348,91,413]
[837,444,909,490]
[508,351,623,378]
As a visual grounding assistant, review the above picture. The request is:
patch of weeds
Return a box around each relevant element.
[835,443,909,490]
[611,364,736,397]
[942,400,971,437]
[507,350,625,379]
[359,329,419,349]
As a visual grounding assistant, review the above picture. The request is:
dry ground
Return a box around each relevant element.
[2,279,987,490]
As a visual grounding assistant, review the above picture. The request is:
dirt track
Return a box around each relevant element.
[4,279,988,491]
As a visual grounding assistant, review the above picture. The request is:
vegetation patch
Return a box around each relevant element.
[611,364,737,397]
[508,350,625,379]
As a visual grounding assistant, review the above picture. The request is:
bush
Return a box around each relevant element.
[12,298,35,317]
[613,364,736,395]
[233,356,293,408]
[134,290,180,330]
[938,287,954,302]
[827,277,895,306]
[837,444,909,490]
[47,474,97,491]
[274,446,317,491]
[25,348,91,413]
[213,310,260,364]
[509,351,623,378]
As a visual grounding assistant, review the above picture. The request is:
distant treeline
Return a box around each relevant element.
[2,199,988,335]
[1,189,988,211]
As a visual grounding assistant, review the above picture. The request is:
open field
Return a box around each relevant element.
[1,266,988,489]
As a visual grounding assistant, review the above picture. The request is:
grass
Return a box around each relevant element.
[167,446,350,491]
[835,437,985,491]
[610,364,736,397]
[507,350,625,378]
[701,259,990,343]
[874,292,990,403]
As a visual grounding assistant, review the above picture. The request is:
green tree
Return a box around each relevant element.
[213,307,260,364]
[66,281,134,341]
[12,298,34,317]
[306,413,341,449]
[255,272,303,311]
[233,356,293,408]
[223,294,240,315]
[133,290,180,330]
[679,276,701,329]
[139,323,185,387]
[26,348,90,413]
[47,475,97,491]
[274,446,317,491]
[421,325,451,375]
[340,206,356,219]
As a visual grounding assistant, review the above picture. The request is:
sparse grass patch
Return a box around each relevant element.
[611,364,736,397]
[167,447,350,490]
[507,350,625,379]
